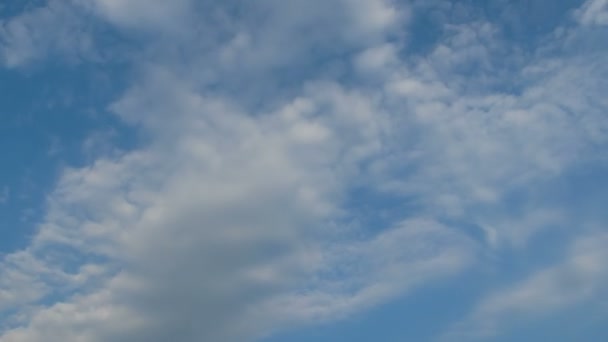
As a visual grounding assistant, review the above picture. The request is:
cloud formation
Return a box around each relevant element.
[0,0,607,341]
[444,230,608,340]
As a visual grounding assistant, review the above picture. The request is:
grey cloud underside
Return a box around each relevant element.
[1,0,608,341]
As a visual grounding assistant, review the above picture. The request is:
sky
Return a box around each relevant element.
[0,0,607,341]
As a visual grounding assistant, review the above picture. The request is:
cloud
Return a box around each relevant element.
[0,1,96,67]
[576,0,608,26]
[0,77,473,341]
[74,0,195,33]
[444,230,608,340]
[0,6,474,336]
[369,11,608,245]
[1,0,608,341]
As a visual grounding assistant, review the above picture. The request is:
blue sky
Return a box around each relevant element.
[1,0,607,341]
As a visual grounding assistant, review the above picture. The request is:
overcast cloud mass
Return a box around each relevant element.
[0,0,607,341]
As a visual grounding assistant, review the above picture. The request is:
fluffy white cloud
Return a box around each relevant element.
[0,66,473,341]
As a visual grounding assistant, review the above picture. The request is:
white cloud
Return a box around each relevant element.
[368,16,608,243]
[0,1,96,67]
[1,0,608,341]
[0,39,473,341]
[354,42,400,77]
[444,230,608,340]
[74,0,194,33]
[576,0,608,26]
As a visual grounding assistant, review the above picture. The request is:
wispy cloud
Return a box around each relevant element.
[0,1,97,67]
[0,0,607,341]
[443,230,608,341]
[576,0,608,26]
